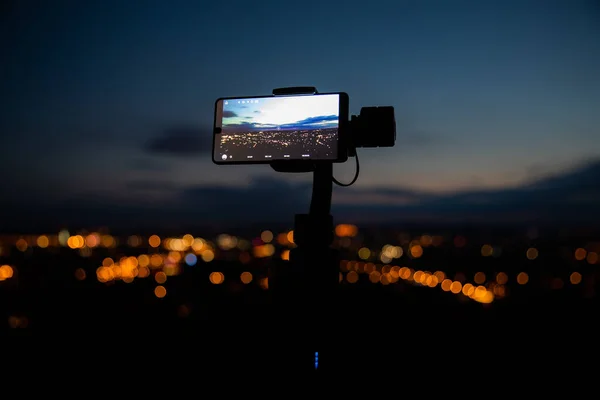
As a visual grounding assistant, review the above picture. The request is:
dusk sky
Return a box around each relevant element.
[1,0,599,229]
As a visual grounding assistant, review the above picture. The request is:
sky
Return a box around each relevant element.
[1,0,599,230]
[219,94,339,132]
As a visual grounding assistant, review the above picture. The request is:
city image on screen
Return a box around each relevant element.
[215,94,340,162]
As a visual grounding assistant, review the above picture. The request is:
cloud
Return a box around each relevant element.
[161,158,600,226]
[2,159,599,232]
[144,126,212,156]
[222,114,338,133]
[222,111,237,118]
[336,159,600,225]
[291,114,338,125]
[527,160,600,191]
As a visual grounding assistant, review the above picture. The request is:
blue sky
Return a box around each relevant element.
[220,94,339,132]
[1,0,599,228]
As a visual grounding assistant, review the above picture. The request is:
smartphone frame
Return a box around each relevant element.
[212,92,349,165]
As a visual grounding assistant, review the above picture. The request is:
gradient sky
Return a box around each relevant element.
[220,94,339,132]
[1,0,599,227]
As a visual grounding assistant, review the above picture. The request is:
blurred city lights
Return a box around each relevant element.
[0,224,597,333]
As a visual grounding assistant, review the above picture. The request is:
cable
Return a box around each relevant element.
[332,149,360,187]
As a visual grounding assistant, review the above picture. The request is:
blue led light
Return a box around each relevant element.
[315,352,319,369]
[184,253,197,266]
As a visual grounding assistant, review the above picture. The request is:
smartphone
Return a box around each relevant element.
[212,92,349,164]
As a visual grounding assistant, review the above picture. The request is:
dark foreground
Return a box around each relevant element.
[3,272,598,380]
[2,229,599,389]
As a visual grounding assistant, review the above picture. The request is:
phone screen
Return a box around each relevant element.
[213,93,342,163]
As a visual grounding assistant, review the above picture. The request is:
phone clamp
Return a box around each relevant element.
[273,86,318,96]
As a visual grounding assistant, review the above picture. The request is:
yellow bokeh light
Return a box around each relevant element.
[526,247,538,260]
[496,272,508,285]
[420,235,433,247]
[517,272,529,285]
[148,235,161,248]
[474,272,486,284]
[192,238,205,252]
[209,271,224,284]
[260,230,274,243]
[86,234,100,248]
[15,238,28,252]
[253,244,275,258]
[168,251,182,263]
[155,271,167,284]
[154,285,167,298]
[409,245,423,258]
[240,271,253,284]
[138,266,150,278]
[182,234,194,247]
[101,235,115,248]
[202,250,215,262]
[36,235,49,248]
[96,266,114,283]
[441,279,452,291]
[150,254,163,267]
[0,265,14,280]
[369,271,381,283]
[481,244,493,257]
[434,271,445,282]
[358,247,371,260]
[346,271,359,283]
[450,281,462,294]
[574,248,587,261]
[67,235,85,249]
[335,224,358,237]
[472,289,494,304]
[426,275,438,287]
[462,283,475,296]
[137,254,150,267]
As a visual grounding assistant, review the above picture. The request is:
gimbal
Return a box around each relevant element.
[267,86,396,372]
